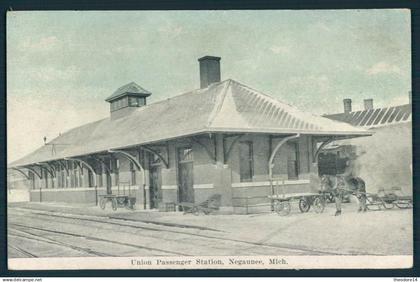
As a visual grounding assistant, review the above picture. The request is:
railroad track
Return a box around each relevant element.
[9,228,113,257]
[9,222,189,256]
[8,208,346,256]
[14,206,222,232]
[8,243,38,258]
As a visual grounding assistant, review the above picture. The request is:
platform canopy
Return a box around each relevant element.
[10,79,371,167]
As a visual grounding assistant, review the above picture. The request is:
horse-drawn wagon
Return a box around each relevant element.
[268,179,331,216]
[321,174,412,212]
[268,192,328,216]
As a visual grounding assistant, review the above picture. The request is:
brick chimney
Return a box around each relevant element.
[198,56,221,89]
[364,99,373,110]
[343,98,352,114]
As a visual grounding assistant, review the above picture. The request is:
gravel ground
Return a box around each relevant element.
[9,199,413,256]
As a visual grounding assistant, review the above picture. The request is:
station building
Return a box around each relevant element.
[8,56,371,212]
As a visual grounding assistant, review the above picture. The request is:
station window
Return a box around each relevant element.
[97,164,103,187]
[128,97,146,107]
[74,168,79,187]
[28,171,35,190]
[111,158,120,185]
[61,169,65,188]
[88,170,94,187]
[130,162,136,185]
[43,168,49,188]
[56,165,61,188]
[239,141,254,182]
[111,98,123,112]
[287,142,299,180]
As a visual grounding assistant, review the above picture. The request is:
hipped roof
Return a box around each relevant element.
[10,79,370,167]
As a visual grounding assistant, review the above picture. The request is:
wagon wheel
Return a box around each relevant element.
[298,198,311,213]
[111,198,118,211]
[125,198,132,210]
[99,198,107,210]
[117,197,126,206]
[127,198,136,210]
[395,202,411,209]
[381,199,395,210]
[203,208,211,215]
[313,197,325,213]
[274,200,291,216]
[192,207,200,216]
[395,202,413,209]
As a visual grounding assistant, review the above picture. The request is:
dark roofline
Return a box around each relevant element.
[324,103,411,127]
[198,56,221,61]
[105,91,151,102]
[105,82,152,102]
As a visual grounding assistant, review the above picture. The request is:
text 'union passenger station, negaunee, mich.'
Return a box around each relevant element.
[8,56,371,213]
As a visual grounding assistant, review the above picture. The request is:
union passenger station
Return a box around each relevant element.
[9,56,370,212]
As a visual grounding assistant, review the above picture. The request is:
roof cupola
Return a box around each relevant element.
[106,82,151,120]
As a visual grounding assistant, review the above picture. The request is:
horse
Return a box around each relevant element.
[320,174,367,216]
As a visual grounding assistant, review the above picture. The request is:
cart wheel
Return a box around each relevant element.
[274,201,291,216]
[395,202,412,209]
[381,199,395,209]
[299,198,311,213]
[128,199,135,210]
[111,198,118,211]
[99,198,106,210]
[192,207,200,216]
[313,197,325,213]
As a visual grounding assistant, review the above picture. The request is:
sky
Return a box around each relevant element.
[7,9,411,162]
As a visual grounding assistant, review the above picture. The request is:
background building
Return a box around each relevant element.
[6,170,31,202]
[323,97,412,195]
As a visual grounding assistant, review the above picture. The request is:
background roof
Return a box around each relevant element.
[324,104,411,128]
